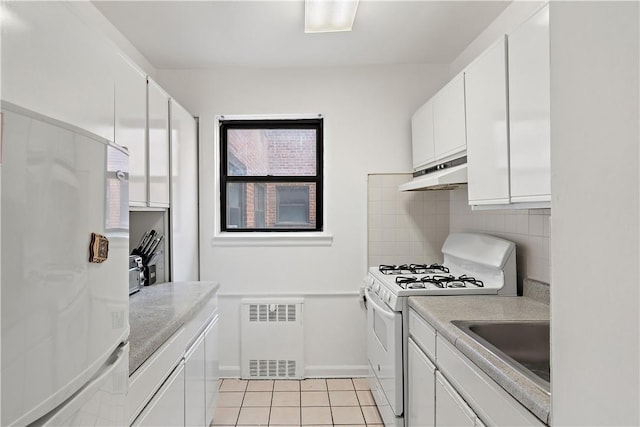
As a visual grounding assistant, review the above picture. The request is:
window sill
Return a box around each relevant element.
[211,232,333,247]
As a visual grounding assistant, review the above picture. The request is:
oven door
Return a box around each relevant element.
[365,287,403,416]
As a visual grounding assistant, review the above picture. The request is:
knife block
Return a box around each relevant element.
[144,264,156,285]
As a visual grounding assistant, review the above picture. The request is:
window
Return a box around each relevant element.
[276,186,309,225]
[220,118,323,231]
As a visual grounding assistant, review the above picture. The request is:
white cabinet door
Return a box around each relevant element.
[465,36,510,205]
[407,339,436,427]
[147,78,170,207]
[508,5,551,203]
[411,100,435,170]
[433,73,466,160]
[185,335,206,427]
[133,362,185,427]
[170,100,199,281]
[115,54,148,207]
[435,372,476,427]
[2,2,115,141]
[204,316,220,426]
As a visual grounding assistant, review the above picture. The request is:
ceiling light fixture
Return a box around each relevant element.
[305,0,360,33]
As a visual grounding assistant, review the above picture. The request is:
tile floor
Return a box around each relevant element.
[211,378,383,426]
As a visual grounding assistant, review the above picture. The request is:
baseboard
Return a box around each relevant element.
[304,365,370,378]
[220,365,241,378]
[219,365,370,379]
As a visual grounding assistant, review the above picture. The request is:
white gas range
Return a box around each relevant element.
[364,233,517,427]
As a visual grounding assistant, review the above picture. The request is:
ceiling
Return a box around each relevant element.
[93,1,511,69]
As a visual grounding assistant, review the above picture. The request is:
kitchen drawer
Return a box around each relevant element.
[183,296,218,351]
[408,308,437,360]
[436,336,544,426]
[132,361,185,427]
[127,328,187,425]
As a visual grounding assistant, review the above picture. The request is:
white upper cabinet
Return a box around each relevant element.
[1,2,115,141]
[115,55,148,206]
[465,36,510,205]
[508,5,551,203]
[433,73,467,161]
[411,100,436,170]
[411,73,467,171]
[147,78,171,207]
[170,100,199,281]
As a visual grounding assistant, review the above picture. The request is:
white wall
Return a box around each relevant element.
[449,1,545,77]
[67,2,157,78]
[549,2,639,424]
[156,64,450,375]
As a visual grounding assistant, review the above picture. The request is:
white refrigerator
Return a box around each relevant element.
[1,102,130,426]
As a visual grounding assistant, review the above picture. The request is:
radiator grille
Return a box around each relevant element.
[241,299,303,379]
[248,359,297,378]
[248,304,297,323]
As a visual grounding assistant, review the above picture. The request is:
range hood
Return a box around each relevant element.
[399,162,467,191]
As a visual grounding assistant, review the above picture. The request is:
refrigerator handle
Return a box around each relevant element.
[35,344,129,427]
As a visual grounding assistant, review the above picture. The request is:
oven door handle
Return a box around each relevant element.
[364,287,396,320]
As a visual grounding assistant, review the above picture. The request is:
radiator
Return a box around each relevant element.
[240,298,304,379]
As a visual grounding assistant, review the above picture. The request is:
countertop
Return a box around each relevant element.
[128,281,220,376]
[408,293,551,425]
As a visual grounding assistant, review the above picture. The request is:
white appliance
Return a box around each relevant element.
[364,232,516,427]
[1,102,130,426]
[398,162,467,192]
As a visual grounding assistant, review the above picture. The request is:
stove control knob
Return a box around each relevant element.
[386,294,392,303]
[373,283,380,293]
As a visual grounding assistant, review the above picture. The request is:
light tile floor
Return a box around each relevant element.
[212,378,384,426]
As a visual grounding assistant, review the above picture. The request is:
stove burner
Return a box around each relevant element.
[434,274,484,288]
[420,275,457,288]
[379,264,412,275]
[379,263,450,275]
[409,263,450,274]
[395,276,427,289]
[396,274,485,289]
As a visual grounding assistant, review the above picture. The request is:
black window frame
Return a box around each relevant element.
[220,118,323,232]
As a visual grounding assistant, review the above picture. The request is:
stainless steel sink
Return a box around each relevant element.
[452,320,550,393]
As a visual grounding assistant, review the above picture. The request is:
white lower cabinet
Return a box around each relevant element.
[128,298,219,427]
[435,371,477,427]
[185,334,206,427]
[204,316,221,426]
[408,311,545,427]
[407,338,436,427]
[132,362,186,427]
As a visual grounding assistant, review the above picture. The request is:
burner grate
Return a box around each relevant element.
[379,263,450,275]
[394,274,484,289]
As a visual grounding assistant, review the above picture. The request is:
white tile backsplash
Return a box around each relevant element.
[449,186,551,287]
[368,173,449,267]
[367,179,551,289]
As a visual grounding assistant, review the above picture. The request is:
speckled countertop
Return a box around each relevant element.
[408,293,551,425]
[128,281,220,376]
